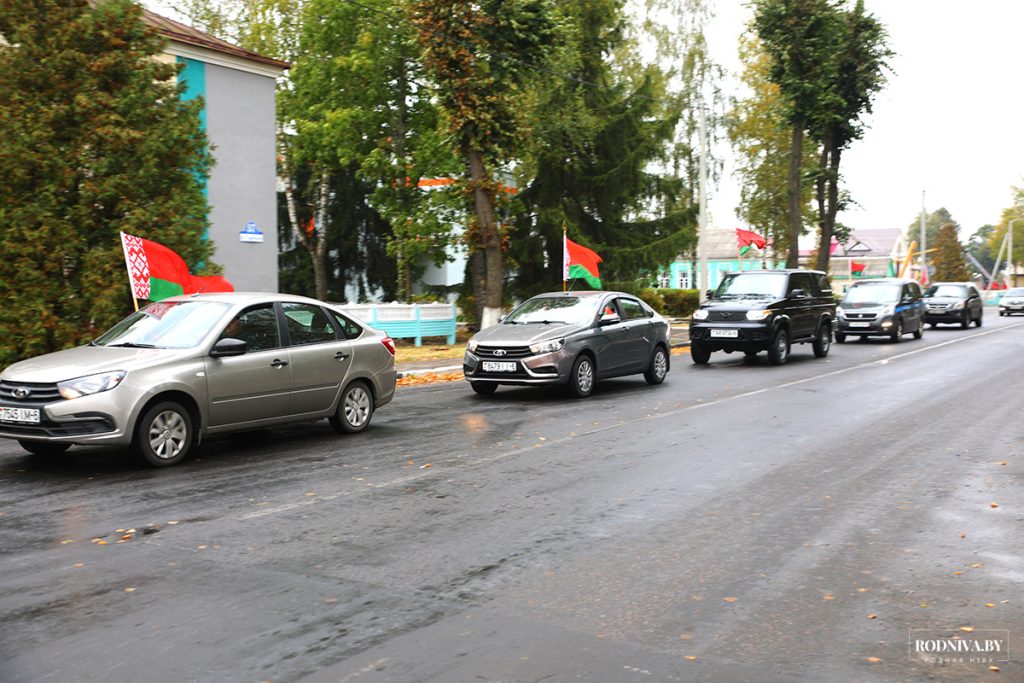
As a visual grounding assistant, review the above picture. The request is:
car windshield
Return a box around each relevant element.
[93,300,232,349]
[715,272,787,299]
[843,284,901,304]
[1005,288,1024,297]
[504,296,600,325]
[925,285,967,298]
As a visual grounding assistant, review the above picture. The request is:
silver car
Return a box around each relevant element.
[998,287,1024,316]
[463,291,671,398]
[0,293,396,466]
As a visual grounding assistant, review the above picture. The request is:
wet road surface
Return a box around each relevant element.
[1,316,1022,682]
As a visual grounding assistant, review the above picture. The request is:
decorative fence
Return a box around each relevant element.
[333,303,457,346]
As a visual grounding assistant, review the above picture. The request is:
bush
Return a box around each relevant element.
[636,288,666,313]
[659,289,700,317]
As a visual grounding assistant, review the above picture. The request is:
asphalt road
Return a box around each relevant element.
[1,315,1022,683]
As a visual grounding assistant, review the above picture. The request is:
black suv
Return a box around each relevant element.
[689,269,836,365]
[923,282,983,328]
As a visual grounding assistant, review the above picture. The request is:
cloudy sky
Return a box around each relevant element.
[706,1,1024,237]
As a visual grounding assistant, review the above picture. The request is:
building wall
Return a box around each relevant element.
[175,55,279,293]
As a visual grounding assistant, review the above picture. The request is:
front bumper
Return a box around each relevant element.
[689,322,773,351]
[463,349,566,385]
[999,303,1024,313]
[924,308,968,323]
[0,391,129,445]
[837,316,896,336]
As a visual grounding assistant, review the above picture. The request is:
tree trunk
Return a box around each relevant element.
[467,146,502,328]
[468,249,485,330]
[814,129,833,273]
[313,170,330,301]
[281,139,329,301]
[786,117,805,268]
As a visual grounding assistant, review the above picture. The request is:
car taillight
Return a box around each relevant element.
[381,336,396,356]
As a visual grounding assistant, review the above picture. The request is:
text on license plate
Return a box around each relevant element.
[849,322,870,328]
[709,329,739,338]
[481,361,517,372]
[0,406,41,424]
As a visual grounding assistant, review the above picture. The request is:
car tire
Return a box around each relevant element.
[913,320,923,339]
[330,380,374,434]
[567,354,596,398]
[690,342,711,365]
[835,333,846,343]
[19,440,71,457]
[890,319,903,343]
[470,381,497,396]
[132,401,193,467]
[767,328,789,366]
[961,312,970,329]
[812,323,831,358]
[644,346,669,385]
[975,314,983,327]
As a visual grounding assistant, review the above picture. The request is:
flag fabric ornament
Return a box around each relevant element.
[120,232,234,302]
[563,234,602,289]
[736,228,766,250]
[851,261,866,276]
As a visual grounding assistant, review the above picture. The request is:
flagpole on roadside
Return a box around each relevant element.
[119,231,140,311]
[562,221,568,293]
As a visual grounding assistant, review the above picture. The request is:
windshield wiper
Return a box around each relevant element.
[106,342,158,349]
[528,320,566,325]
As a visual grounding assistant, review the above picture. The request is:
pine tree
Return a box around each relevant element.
[0,0,214,364]
[931,223,972,282]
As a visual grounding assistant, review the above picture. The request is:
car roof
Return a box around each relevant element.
[929,282,972,286]
[532,291,631,298]
[160,291,337,307]
[725,269,826,276]
[849,278,913,285]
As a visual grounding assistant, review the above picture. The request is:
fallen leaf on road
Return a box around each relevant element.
[397,371,463,387]
[985,603,995,608]
[680,633,694,640]
[168,520,179,525]
[124,587,136,593]
[324,597,338,604]
[953,571,962,576]
[823,595,835,601]
[990,666,1000,672]
[420,463,432,468]
[990,502,1000,508]
[305,492,316,496]
[684,656,697,661]
[867,613,877,619]
[866,657,882,663]
[723,597,738,603]
[959,532,966,539]
[73,563,84,568]
[691,595,704,601]
[857,588,868,593]
[60,540,75,545]
[994,461,1008,466]
[960,626,975,633]
[971,563,983,568]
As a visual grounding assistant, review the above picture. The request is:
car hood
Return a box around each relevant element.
[839,301,891,310]
[471,322,581,346]
[1,346,196,383]
[923,297,961,305]
[701,297,781,311]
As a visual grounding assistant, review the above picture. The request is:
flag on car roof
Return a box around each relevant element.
[120,232,234,302]
[736,228,766,255]
[563,233,602,289]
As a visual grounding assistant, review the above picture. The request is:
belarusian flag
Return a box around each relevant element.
[563,234,602,289]
[851,261,866,276]
[120,231,234,302]
[736,228,766,255]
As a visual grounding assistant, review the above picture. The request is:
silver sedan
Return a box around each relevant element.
[0,292,397,466]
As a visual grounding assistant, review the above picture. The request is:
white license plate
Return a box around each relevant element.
[849,322,870,328]
[709,329,739,338]
[0,406,41,423]
[482,361,517,372]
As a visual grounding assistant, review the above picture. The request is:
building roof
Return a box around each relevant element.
[141,10,289,71]
[837,228,903,258]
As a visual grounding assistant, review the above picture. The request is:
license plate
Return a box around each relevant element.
[0,406,41,423]
[849,322,870,328]
[709,329,739,338]
[482,361,517,372]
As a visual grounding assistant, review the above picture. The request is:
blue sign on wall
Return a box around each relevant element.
[240,221,264,243]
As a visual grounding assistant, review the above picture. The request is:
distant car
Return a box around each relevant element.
[688,269,836,365]
[463,291,670,398]
[0,293,396,466]
[836,278,924,343]
[923,282,983,328]
[998,287,1024,316]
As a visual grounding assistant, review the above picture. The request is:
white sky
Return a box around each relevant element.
[705,0,1024,237]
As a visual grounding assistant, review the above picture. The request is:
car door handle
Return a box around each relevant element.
[334,351,349,361]
[270,359,289,368]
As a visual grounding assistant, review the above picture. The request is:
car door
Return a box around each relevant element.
[785,273,816,339]
[968,286,982,320]
[205,303,291,428]
[902,282,924,329]
[595,298,631,377]
[281,302,354,417]
[616,297,656,372]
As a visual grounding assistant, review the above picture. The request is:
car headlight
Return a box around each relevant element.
[745,309,774,321]
[58,370,126,400]
[692,309,709,320]
[530,339,564,355]
[951,300,965,310]
[467,339,479,353]
[837,308,847,319]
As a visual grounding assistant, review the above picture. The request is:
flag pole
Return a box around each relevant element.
[562,221,567,293]
[119,231,140,312]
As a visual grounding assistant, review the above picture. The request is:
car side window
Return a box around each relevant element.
[617,298,647,320]
[910,283,922,299]
[789,273,813,295]
[282,302,337,346]
[601,300,621,321]
[220,304,281,352]
[968,286,979,298]
[815,274,832,297]
[327,309,363,340]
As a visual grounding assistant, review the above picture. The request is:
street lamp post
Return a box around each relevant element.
[1009,217,1018,288]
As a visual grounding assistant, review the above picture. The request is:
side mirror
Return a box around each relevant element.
[498,315,506,323]
[210,337,247,358]
[599,313,621,326]
[789,288,808,298]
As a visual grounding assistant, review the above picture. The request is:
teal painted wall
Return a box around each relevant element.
[668,259,783,290]
[176,57,208,202]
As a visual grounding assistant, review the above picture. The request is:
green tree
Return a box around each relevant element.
[907,207,959,253]
[0,0,213,364]
[754,0,844,267]
[966,224,996,280]
[410,0,555,328]
[930,223,972,281]
[988,186,1024,281]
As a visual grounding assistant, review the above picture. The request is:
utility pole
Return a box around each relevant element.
[697,106,710,302]
[919,190,927,284]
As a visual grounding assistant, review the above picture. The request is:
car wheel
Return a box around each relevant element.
[913,320,923,339]
[19,440,71,457]
[890,319,903,343]
[835,333,846,343]
[132,401,193,467]
[690,342,711,365]
[330,380,374,434]
[812,323,831,358]
[961,312,970,329]
[644,346,669,385]
[568,354,595,398]
[767,328,789,366]
[975,313,983,327]
[470,381,497,395]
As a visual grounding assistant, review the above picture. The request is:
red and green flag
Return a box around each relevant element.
[563,234,602,289]
[120,231,234,302]
[736,228,766,255]
[851,261,866,276]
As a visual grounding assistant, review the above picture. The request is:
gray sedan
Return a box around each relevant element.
[463,291,671,397]
[0,293,396,467]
